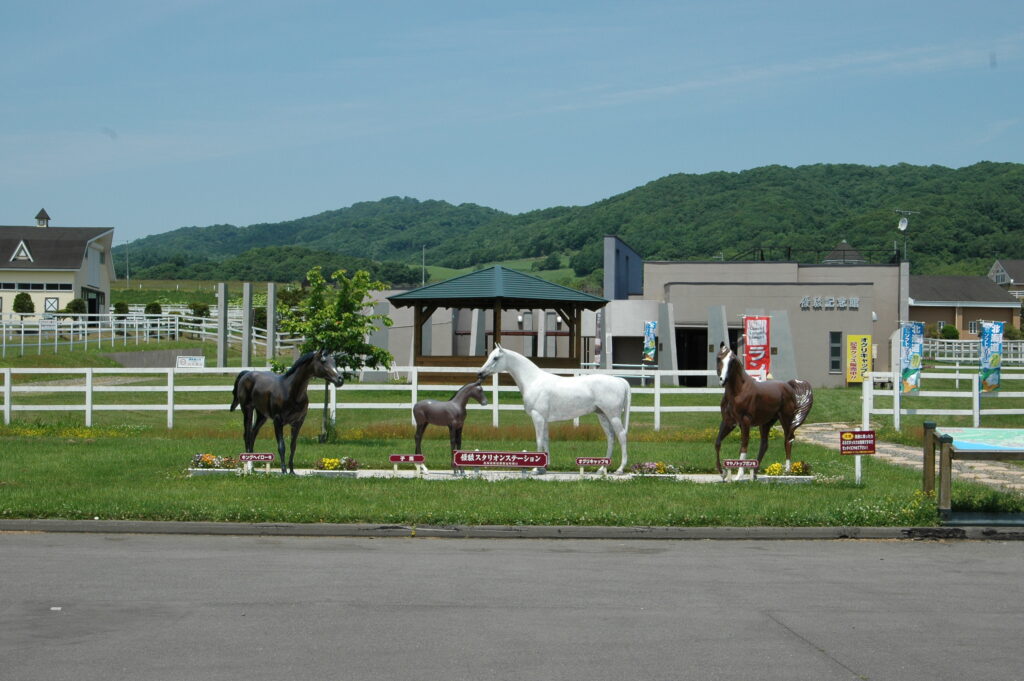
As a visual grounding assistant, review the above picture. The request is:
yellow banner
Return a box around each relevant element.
[846,334,872,383]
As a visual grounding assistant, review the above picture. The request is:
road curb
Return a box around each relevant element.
[3,518,1024,541]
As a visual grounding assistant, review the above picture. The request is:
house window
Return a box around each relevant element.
[44,297,59,313]
[968,320,981,335]
[829,331,842,373]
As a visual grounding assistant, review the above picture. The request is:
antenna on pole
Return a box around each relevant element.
[893,209,918,260]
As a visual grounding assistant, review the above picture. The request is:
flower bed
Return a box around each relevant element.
[629,461,681,476]
[191,453,238,470]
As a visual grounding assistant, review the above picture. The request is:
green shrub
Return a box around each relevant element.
[187,302,210,317]
[64,298,87,314]
[940,324,960,340]
[144,302,163,315]
[113,301,129,315]
[13,292,34,314]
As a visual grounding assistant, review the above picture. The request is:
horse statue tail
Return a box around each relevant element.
[788,379,814,430]
[230,370,249,411]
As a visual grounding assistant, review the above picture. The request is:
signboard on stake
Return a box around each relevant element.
[840,430,875,485]
[743,316,770,381]
[722,459,759,469]
[239,453,275,462]
[453,450,548,468]
[979,321,1004,393]
[846,334,872,383]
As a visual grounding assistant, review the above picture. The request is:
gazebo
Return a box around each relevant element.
[388,266,607,380]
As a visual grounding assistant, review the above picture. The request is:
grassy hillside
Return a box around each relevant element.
[114,162,1024,282]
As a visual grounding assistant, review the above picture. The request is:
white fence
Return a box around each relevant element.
[0,366,723,430]
[924,338,1024,364]
[0,313,302,358]
[861,365,1024,429]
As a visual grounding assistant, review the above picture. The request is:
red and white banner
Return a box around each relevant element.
[743,316,771,381]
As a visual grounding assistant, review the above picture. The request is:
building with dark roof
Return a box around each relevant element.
[909,275,1020,338]
[987,259,1024,301]
[0,210,115,317]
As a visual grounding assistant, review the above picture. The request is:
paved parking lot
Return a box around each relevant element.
[3,531,1022,681]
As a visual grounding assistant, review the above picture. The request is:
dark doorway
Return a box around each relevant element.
[675,326,743,386]
[82,288,105,327]
[675,327,708,387]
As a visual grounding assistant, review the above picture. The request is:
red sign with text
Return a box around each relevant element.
[390,455,425,463]
[453,451,548,468]
[839,430,876,455]
[743,316,771,381]
[239,453,275,462]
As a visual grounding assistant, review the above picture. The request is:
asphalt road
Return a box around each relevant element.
[2,532,1022,681]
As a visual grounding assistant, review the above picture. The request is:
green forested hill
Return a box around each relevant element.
[115,162,1024,284]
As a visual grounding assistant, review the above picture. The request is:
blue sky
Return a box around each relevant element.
[2,1,1021,243]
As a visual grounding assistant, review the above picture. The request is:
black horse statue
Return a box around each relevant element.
[714,342,813,480]
[230,350,345,474]
[413,380,488,455]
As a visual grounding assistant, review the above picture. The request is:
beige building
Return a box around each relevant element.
[0,210,115,317]
[600,236,907,388]
[909,275,1020,339]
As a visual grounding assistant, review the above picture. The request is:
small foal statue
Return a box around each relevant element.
[412,380,488,463]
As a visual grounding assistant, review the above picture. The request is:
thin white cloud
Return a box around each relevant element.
[547,32,1024,112]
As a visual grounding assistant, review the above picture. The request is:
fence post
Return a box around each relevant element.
[167,369,175,429]
[861,376,872,430]
[972,373,981,427]
[410,366,419,426]
[329,381,337,425]
[653,371,662,431]
[2,368,10,425]
[85,368,93,427]
[491,373,500,428]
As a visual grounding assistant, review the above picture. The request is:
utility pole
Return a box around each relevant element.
[894,209,919,261]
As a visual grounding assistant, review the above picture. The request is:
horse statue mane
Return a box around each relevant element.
[282,350,322,378]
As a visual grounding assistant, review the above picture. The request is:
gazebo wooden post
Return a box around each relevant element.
[413,306,423,359]
[573,306,583,364]
[492,300,503,350]
[414,304,437,361]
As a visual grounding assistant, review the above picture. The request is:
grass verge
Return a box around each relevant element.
[3,421,1022,526]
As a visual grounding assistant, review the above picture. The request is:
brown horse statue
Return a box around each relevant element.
[413,380,488,456]
[230,350,345,474]
[714,342,813,480]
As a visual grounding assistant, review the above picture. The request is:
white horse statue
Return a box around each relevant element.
[477,344,632,473]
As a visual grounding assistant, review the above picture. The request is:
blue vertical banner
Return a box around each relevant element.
[899,322,924,394]
[642,321,657,363]
[979,321,1004,393]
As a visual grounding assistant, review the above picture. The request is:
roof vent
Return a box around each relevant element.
[35,208,50,228]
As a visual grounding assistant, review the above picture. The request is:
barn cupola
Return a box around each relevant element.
[35,208,50,227]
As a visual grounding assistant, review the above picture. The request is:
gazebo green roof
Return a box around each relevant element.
[388,265,607,311]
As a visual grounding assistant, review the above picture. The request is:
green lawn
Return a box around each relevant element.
[2,342,1023,527]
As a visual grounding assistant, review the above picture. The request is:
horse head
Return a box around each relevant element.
[313,349,345,387]
[716,343,736,385]
[477,344,506,380]
[469,380,489,406]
